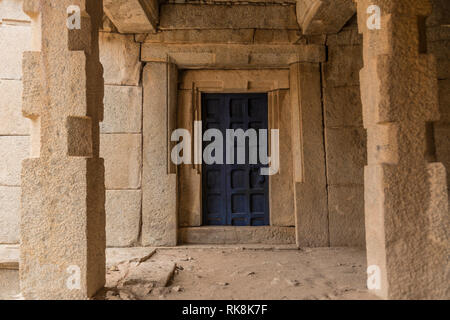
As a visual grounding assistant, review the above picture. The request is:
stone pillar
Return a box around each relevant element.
[290,61,329,247]
[20,0,105,299]
[356,0,449,299]
[141,62,178,246]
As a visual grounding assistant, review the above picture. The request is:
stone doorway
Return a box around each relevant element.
[177,70,296,244]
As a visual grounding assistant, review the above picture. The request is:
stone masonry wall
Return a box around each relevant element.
[322,18,366,247]
[0,0,31,244]
[428,0,450,199]
[99,27,143,247]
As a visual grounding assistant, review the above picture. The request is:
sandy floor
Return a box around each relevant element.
[110,246,378,300]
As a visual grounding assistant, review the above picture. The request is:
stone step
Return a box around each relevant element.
[0,245,20,300]
[179,226,296,245]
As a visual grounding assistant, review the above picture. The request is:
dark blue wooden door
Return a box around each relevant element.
[202,93,269,226]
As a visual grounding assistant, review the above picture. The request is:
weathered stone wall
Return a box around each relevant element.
[0,0,31,244]
[99,29,143,247]
[428,0,450,199]
[322,18,366,247]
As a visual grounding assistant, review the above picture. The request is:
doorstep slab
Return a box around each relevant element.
[0,245,19,300]
[179,226,296,245]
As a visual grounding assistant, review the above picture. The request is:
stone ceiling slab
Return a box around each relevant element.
[103,0,159,33]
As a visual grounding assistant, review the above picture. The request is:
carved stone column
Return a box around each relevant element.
[21,0,105,299]
[356,0,449,299]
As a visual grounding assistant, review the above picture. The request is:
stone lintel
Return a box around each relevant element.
[141,43,326,68]
[159,3,299,30]
[179,69,290,92]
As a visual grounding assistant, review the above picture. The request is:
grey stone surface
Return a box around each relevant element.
[0,269,19,299]
[99,32,142,86]
[100,134,142,190]
[291,62,329,247]
[0,188,20,244]
[324,85,363,128]
[0,136,29,186]
[328,185,365,247]
[270,90,296,227]
[0,0,31,22]
[322,44,363,88]
[101,85,142,134]
[0,24,31,79]
[141,63,177,247]
[325,127,367,186]
[106,190,141,247]
[0,80,29,135]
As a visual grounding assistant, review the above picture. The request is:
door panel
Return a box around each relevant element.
[202,93,269,226]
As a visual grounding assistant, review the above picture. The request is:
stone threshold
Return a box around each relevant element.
[0,245,19,270]
[178,226,296,245]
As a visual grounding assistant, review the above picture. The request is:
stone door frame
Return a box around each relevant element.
[141,42,328,246]
[177,69,297,244]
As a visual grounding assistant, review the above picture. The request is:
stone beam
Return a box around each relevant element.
[160,3,298,30]
[297,0,356,35]
[103,0,158,34]
[21,0,105,299]
[356,0,449,299]
[141,43,326,68]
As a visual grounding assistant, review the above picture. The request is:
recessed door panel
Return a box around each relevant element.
[202,93,269,226]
